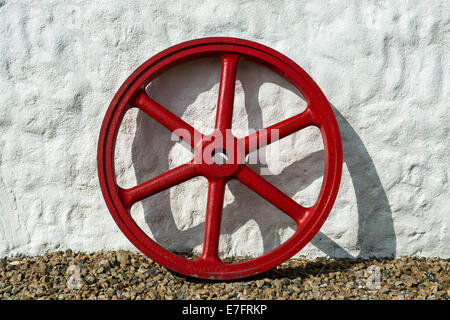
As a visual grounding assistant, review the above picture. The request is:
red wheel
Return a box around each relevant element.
[97,37,342,280]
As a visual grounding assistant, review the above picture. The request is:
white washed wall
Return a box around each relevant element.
[0,0,449,258]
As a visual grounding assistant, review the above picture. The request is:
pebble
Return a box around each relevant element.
[116,251,129,265]
[0,252,448,300]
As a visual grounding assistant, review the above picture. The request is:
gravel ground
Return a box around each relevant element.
[0,250,448,300]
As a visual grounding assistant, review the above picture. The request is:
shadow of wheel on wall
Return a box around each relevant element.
[128,58,396,261]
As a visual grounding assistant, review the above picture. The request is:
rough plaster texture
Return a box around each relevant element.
[0,0,449,259]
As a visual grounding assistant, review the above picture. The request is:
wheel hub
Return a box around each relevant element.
[195,131,244,179]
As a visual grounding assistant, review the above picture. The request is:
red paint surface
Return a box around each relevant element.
[97,37,343,279]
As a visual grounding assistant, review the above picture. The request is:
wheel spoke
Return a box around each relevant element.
[235,165,308,223]
[240,108,316,154]
[199,179,226,263]
[215,54,240,132]
[119,162,199,208]
[132,91,201,148]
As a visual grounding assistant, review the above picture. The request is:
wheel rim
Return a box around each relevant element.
[97,37,343,280]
